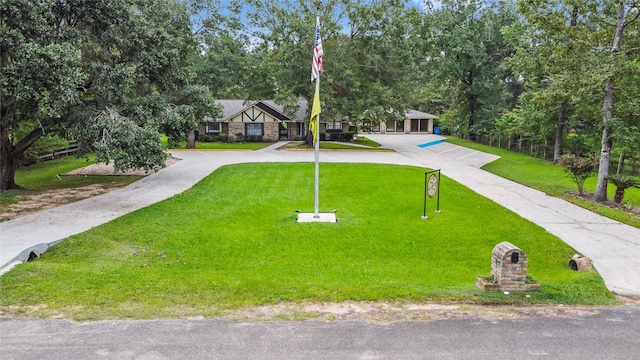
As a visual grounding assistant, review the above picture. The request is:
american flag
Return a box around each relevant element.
[311,17,323,82]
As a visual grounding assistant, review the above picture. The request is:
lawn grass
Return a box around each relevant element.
[0,156,142,209]
[444,137,640,229]
[0,163,615,320]
[175,141,270,150]
[354,136,382,147]
[280,140,389,151]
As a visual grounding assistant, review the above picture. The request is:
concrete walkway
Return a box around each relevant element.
[1,135,639,298]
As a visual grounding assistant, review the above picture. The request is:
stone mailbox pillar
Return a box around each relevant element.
[477,241,540,292]
[492,242,527,291]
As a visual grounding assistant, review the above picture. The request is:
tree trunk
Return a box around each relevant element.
[0,126,19,191]
[595,2,626,202]
[0,118,54,191]
[553,100,568,163]
[616,152,625,175]
[614,188,625,204]
[186,130,196,148]
[467,70,477,141]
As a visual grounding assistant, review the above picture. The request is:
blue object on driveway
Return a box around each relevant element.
[418,139,444,148]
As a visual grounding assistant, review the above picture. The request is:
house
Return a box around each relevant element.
[198,99,309,142]
[198,99,438,142]
[364,109,438,134]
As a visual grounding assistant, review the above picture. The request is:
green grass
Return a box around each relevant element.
[175,141,270,150]
[0,156,143,209]
[354,136,382,147]
[444,137,640,228]
[281,140,389,151]
[0,163,615,320]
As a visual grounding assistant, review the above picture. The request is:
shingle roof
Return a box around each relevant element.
[405,109,438,120]
[205,99,309,122]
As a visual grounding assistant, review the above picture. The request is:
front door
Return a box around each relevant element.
[279,123,289,139]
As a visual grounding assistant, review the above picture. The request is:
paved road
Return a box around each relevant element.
[1,305,639,359]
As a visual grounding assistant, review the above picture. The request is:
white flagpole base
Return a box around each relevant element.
[296,212,338,223]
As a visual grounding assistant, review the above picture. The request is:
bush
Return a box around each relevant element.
[197,133,216,142]
[244,135,263,143]
[608,175,640,204]
[217,133,233,143]
[558,153,598,195]
[327,132,355,142]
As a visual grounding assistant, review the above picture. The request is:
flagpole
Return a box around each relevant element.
[313,15,321,218]
[314,53,320,218]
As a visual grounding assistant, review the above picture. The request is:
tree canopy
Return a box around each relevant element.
[2,0,639,200]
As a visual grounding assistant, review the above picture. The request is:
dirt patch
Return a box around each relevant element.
[65,157,180,176]
[0,182,131,222]
[0,158,180,222]
[567,191,640,216]
[200,302,613,323]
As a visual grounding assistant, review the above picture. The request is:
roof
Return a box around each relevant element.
[405,109,438,120]
[206,99,309,122]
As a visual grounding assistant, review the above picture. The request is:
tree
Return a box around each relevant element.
[595,1,640,202]
[423,0,519,140]
[162,85,222,149]
[1,0,84,189]
[0,0,202,191]
[505,0,590,162]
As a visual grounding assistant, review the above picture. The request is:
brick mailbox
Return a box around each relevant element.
[476,241,540,292]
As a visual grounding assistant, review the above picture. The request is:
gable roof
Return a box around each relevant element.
[405,109,438,120]
[207,99,309,122]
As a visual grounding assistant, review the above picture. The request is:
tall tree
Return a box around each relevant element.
[595,1,640,201]
[505,0,596,162]
[423,0,519,140]
[0,0,209,190]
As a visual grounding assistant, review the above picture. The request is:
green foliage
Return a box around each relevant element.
[160,105,196,148]
[1,0,200,190]
[424,0,519,137]
[609,175,640,204]
[554,153,597,196]
[93,110,166,173]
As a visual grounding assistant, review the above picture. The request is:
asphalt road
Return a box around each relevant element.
[1,305,639,359]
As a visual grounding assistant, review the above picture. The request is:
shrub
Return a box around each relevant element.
[245,135,263,143]
[558,153,598,195]
[197,133,216,142]
[608,175,640,204]
[217,133,233,143]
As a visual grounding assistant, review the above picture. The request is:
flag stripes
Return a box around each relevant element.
[311,18,323,82]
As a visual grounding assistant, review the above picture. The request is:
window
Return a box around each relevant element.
[245,123,264,136]
[297,122,306,137]
[207,122,221,134]
[326,120,342,131]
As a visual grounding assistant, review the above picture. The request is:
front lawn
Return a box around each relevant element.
[0,163,615,320]
[444,137,640,228]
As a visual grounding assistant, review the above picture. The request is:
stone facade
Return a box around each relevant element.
[476,241,540,292]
